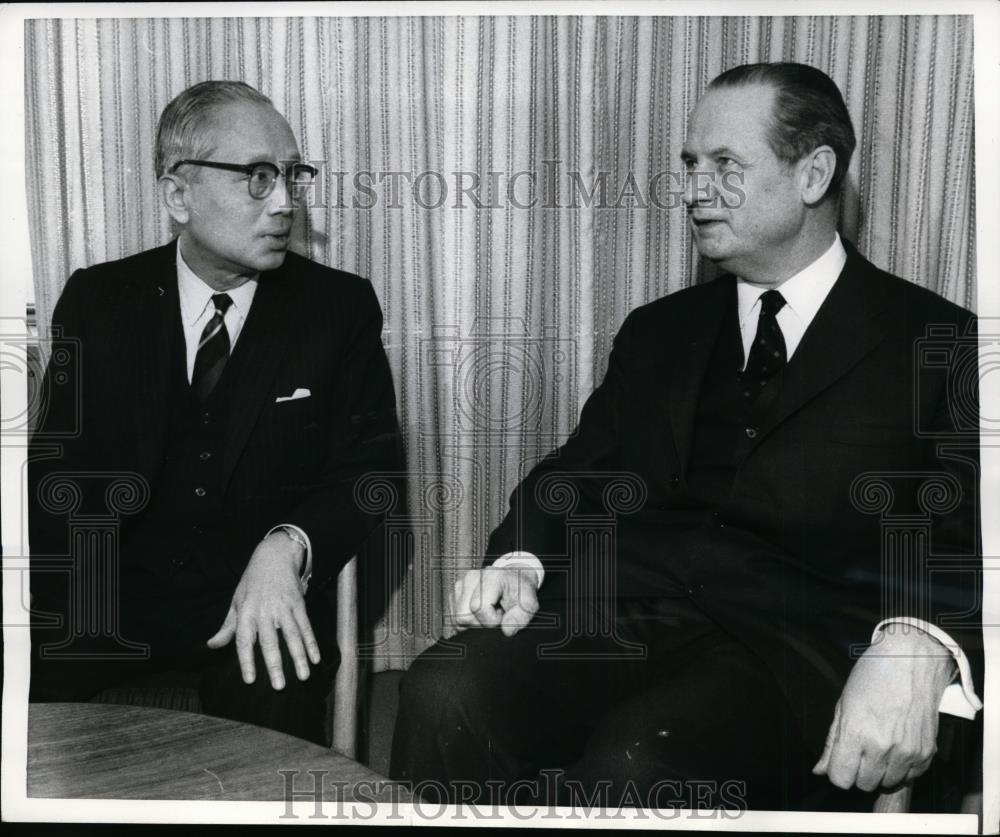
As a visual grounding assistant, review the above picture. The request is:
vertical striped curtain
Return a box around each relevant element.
[25,15,976,670]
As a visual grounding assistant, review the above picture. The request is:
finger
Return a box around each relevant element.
[256,621,286,690]
[277,612,311,682]
[855,749,888,793]
[471,573,503,628]
[883,744,922,789]
[464,574,499,628]
[824,737,862,791]
[467,575,483,614]
[498,569,534,613]
[812,704,840,775]
[474,599,502,628]
[816,703,863,791]
[234,616,258,684]
[291,601,321,666]
[904,751,936,784]
[453,576,477,627]
[499,603,534,637]
[206,605,238,649]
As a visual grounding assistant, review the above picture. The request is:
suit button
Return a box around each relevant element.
[669,473,680,488]
[202,412,211,425]
[193,525,205,535]
[194,487,206,497]
[171,557,185,567]
[745,426,757,439]
[199,451,212,460]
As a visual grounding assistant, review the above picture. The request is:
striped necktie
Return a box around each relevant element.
[192,293,233,401]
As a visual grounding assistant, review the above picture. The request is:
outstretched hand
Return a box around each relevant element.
[207,532,320,689]
[812,625,955,793]
[452,566,540,637]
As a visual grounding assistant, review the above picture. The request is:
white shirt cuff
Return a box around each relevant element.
[493,551,545,588]
[872,618,982,720]
[267,524,313,594]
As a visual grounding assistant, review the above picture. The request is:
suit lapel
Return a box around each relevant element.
[753,247,893,443]
[128,243,180,480]
[219,264,295,493]
[664,276,735,476]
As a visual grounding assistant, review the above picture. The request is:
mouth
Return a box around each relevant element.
[263,231,291,246]
[689,216,725,231]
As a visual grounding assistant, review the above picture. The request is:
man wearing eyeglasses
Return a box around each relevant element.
[28,80,402,745]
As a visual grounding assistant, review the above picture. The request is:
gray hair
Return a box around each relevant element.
[155,80,273,178]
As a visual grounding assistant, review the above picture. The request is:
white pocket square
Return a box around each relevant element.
[275,388,311,403]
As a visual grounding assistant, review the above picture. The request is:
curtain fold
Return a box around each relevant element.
[25,15,977,670]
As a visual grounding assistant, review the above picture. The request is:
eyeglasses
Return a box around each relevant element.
[169,159,319,201]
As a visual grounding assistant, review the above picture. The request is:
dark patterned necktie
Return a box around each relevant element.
[192,293,233,401]
[741,289,787,403]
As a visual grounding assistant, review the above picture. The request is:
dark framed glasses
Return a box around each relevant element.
[169,159,319,200]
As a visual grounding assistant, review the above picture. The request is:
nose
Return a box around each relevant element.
[266,171,295,216]
[683,165,717,209]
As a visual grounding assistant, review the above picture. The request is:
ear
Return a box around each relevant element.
[158,174,191,226]
[799,145,837,205]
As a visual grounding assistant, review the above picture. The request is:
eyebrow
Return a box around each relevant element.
[679,146,743,162]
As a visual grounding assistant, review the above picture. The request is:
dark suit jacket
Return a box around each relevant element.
[486,242,981,749]
[29,240,403,644]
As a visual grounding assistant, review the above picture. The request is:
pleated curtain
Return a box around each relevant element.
[25,15,977,670]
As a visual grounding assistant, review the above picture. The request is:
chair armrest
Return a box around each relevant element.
[331,555,360,758]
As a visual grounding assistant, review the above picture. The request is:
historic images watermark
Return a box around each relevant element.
[279,161,746,211]
[2,316,150,657]
[420,319,577,446]
[848,318,992,659]
[278,767,747,821]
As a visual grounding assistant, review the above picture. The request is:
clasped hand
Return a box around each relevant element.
[813,625,954,792]
[207,532,320,689]
[452,566,540,636]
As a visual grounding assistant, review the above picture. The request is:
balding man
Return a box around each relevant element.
[29,80,402,745]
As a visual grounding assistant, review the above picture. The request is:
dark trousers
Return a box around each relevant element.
[390,589,869,811]
[29,558,340,746]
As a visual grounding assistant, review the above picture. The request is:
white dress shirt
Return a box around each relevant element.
[176,248,313,591]
[495,233,981,718]
[736,233,846,368]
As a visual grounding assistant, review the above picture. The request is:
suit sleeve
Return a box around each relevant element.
[278,280,404,592]
[28,269,91,599]
[484,311,636,570]
[918,311,982,690]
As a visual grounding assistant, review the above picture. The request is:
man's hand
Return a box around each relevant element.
[206,532,321,689]
[812,624,955,792]
[452,566,540,637]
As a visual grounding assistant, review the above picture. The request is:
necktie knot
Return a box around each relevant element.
[759,289,786,317]
[212,293,233,316]
[193,294,234,402]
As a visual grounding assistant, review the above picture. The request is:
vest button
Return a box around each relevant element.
[199,451,212,460]
[202,412,211,424]
[745,426,757,439]
[171,557,185,567]
[194,487,206,497]
[669,473,680,488]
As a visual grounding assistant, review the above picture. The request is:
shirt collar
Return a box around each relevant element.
[176,244,258,327]
[737,233,847,330]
